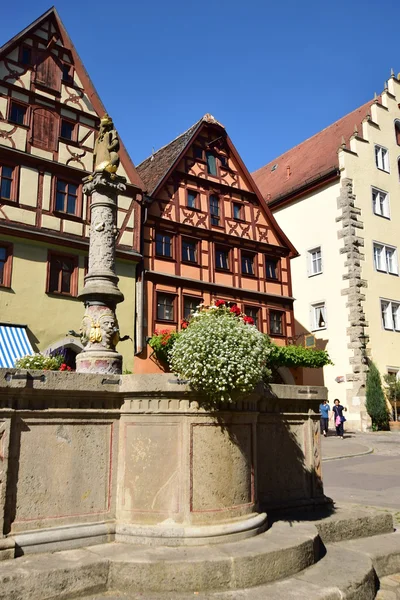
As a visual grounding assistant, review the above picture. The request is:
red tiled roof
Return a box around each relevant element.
[252,100,373,203]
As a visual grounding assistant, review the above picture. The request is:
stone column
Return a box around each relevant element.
[76,171,126,375]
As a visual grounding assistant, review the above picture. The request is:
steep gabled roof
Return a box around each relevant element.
[137,114,298,256]
[137,114,223,195]
[0,7,144,191]
[252,100,373,204]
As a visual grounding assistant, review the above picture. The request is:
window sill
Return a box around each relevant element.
[155,255,176,263]
[182,260,199,266]
[311,327,327,332]
[308,272,323,278]
[185,206,202,212]
[376,167,390,174]
[215,267,232,274]
[241,272,256,278]
[233,218,247,224]
[270,332,285,338]
[0,197,18,207]
[53,210,83,223]
[59,137,79,146]
[7,120,29,129]
[46,291,79,300]
[211,224,224,230]
[373,213,391,220]
[266,277,281,283]
[0,284,12,290]
[156,319,177,325]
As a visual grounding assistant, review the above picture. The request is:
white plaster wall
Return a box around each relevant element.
[273,181,352,404]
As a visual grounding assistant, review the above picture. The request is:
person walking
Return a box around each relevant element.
[319,399,330,436]
[332,398,347,439]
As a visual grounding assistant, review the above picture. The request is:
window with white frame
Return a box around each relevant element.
[373,242,398,274]
[372,188,390,218]
[308,247,322,276]
[375,145,390,172]
[311,302,326,331]
[381,299,400,331]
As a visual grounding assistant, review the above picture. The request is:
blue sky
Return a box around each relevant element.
[1,0,400,172]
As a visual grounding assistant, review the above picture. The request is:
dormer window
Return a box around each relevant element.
[194,146,203,160]
[20,46,32,66]
[220,155,228,168]
[62,64,73,84]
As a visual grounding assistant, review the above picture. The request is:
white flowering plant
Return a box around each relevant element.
[14,353,71,371]
[169,300,272,403]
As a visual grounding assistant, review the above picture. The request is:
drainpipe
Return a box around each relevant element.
[134,197,150,355]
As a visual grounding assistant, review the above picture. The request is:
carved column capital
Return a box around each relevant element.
[83,171,127,197]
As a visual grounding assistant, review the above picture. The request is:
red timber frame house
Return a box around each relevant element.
[135,114,298,374]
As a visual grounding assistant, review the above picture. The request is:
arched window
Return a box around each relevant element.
[395,120,400,146]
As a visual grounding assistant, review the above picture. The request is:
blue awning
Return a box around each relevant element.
[0,325,34,368]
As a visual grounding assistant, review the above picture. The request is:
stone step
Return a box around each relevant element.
[79,545,376,599]
[0,522,318,599]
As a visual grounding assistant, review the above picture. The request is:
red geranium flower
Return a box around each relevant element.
[181,319,189,329]
[243,316,254,325]
[215,299,226,307]
[230,305,241,316]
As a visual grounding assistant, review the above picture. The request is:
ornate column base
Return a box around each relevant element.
[76,349,122,375]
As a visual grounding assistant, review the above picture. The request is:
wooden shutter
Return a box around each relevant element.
[34,51,61,92]
[32,108,57,151]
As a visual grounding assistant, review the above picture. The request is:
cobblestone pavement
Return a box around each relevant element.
[377,573,400,599]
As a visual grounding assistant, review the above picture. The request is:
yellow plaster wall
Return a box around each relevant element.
[0,237,136,372]
[273,181,352,404]
[340,78,400,379]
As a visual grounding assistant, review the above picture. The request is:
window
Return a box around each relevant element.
[0,165,14,200]
[21,46,32,66]
[48,253,77,296]
[0,244,12,288]
[311,302,327,331]
[194,146,203,160]
[187,190,198,209]
[183,297,202,320]
[155,232,173,258]
[381,299,400,331]
[375,145,389,172]
[241,253,254,276]
[62,64,73,84]
[215,247,229,270]
[35,51,61,92]
[32,107,57,151]
[372,188,390,218]
[233,203,242,220]
[245,306,259,328]
[269,310,283,335]
[308,247,322,276]
[220,155,228,168]
[9,102,27,125]
[182,238,197,263]
[395,120,400,146]
[373,243,398,275]
[55,179,78,215]
[157,293,175,321]
[265,257,279,280]
[206,151,217,176]
[60,119,75,141]
[209,194,220,226]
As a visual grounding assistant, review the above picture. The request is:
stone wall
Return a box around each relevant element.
[0,370,327,557]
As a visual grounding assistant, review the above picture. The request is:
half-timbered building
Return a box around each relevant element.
[0,8,143,370]
[135,114,297,374]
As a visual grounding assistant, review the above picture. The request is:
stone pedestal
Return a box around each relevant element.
[76,171,126,375]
